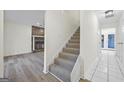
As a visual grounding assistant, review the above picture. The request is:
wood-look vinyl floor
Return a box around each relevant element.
[4,52,59,82]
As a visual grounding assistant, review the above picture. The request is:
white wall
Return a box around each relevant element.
[101,28,116,49]
[100,22,117,29]
[5,10,45,28]
[0,10,4,78]
[80,11,100,79]
[4,21,32,56]
[44,10,80,73]
[116,13,124,63]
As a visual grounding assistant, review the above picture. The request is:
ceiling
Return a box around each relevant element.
[96,10,123,28]
[4,10,45,27]
[4,10,123,28]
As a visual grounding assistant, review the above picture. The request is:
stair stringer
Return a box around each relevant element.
[71,55,82,82]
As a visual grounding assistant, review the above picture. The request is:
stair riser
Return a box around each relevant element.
[73,33,80,35]
[59,53,78,62]
[71,37,80,39]
[55,59,74,71]
[72,35,80,37]
[66,44,80,48]
[69,39,80,43]
[75,31,80,33]
[69,40,80,43]
[71,38,80,41]
[63,48,79,55]
[74,33,80,36]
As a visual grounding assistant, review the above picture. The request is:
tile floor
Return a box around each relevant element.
[86,50,124,82]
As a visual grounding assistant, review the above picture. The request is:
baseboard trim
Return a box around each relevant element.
[101,48,116,51]
[4,51,34,58]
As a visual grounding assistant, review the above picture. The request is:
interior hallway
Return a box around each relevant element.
[4,52,59,82]
[86,50,124,82]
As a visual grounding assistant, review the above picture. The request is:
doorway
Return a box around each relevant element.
[32,26,44,52]
[101,28,116,50]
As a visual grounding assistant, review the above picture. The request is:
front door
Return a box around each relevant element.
[108,34,115,48]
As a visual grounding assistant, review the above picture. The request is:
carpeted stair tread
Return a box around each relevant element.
[49,64,71,82]
[73,34,80,37]
[59,52,78,62]
[72,36,80,38]
[73,33,80,35]
[69,39,80,43]
[66,43,80,48]
[55,58,75,71]
[70,38,80,41]
[63,47,79,54]
[74,32,80,34]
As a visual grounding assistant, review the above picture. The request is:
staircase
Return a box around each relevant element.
[49,29,80,82]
